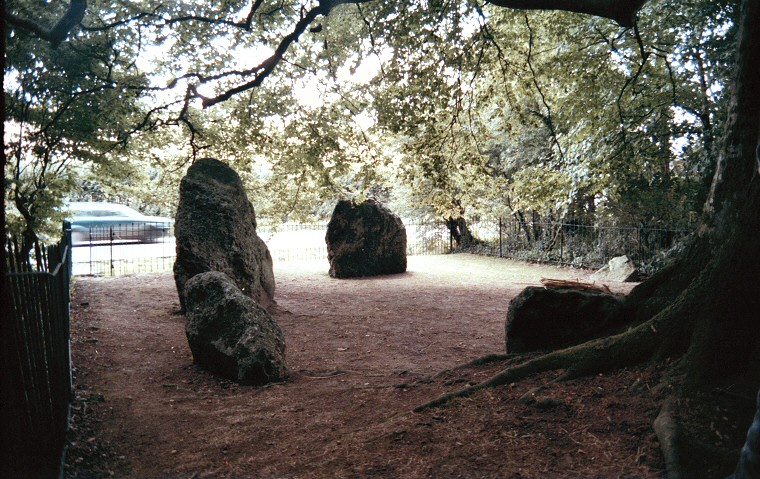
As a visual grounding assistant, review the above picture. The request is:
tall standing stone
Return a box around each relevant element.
[325,198,407,278]
[174,158,275,312]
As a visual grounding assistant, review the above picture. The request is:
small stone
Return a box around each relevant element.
[590,255,641,282]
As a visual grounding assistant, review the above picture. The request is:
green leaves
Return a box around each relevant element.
[4,0,737,236]
[4,0,158,238]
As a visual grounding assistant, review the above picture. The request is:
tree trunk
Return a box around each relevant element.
[626,0,760,388]
[447,216,475,249]
[514,210,532,242]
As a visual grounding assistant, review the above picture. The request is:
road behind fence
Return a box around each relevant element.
[70,218,689,277]
[3,224,73,478]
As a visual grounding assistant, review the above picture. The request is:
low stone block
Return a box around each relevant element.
[590,255,641,283]
[506,285,628,353]
[184,271,287,386]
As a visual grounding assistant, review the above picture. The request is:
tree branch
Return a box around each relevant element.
[524,14,565,165]
[486,0,648,28]
[199,0,373,107]
[5,0,87,47]
[164,0,265,31]
[80,9,159,32]
[200,1,327,107]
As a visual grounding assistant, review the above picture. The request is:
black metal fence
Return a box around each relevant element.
[69,220,451,276]
[257,221,451,261]
[68,218,689,277]
[3,223,73,478]
[71,221,176,276]
[464,217,691,272]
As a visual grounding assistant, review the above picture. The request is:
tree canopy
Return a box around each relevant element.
[3,0,737,233]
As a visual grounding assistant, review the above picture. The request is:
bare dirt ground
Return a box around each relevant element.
[64,253,668,478]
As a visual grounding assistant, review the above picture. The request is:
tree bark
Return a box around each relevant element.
[5,0,87,47]
[486,0,647,27]
[625,0,760,387]
[514,210,532,242]
[447,216,475,249]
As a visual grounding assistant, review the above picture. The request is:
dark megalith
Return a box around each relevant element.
[184,271,287,386]
[505,286,629,353]
[325,198,407,278]
[174,158,275,312]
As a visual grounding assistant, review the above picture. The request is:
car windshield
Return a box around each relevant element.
[69,203,143,218]
[79,210,129,217]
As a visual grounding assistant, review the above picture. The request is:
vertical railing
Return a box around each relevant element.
[65,217,688,275]
[71,221,175,276]
[474,217,690,271]
[3,223,73,478]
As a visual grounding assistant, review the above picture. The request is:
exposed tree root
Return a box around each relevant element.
[414,318,661,413]
[429,352,535,379]
[653,396,684,479]
[412,303,706,478]
[392,354,536,391]
[412,324,696,479]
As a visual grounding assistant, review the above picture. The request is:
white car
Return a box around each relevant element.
[68,202,173,244]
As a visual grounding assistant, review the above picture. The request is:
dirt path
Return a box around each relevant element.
[65,254,662,478]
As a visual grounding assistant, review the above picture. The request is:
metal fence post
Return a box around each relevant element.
[109,225,115,276]
[499,217,503,258]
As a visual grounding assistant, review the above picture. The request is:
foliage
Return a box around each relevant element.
[363,0,737,228]
[4,3,150,245]
[3,0,738,238]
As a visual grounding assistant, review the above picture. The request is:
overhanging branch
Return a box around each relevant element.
[486,0,648,28]
[164,0,265,31]
[200,0,374,108]
[524,14,565,165]
[200,1,327,107]
[5,0,87,47]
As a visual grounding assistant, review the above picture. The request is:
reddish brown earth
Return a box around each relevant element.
[65,253,669,478]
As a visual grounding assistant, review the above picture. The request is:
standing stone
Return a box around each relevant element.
[184,271,287,386]
[505,286,628,353]
[325,198,407,278]
[174,158,275,312]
